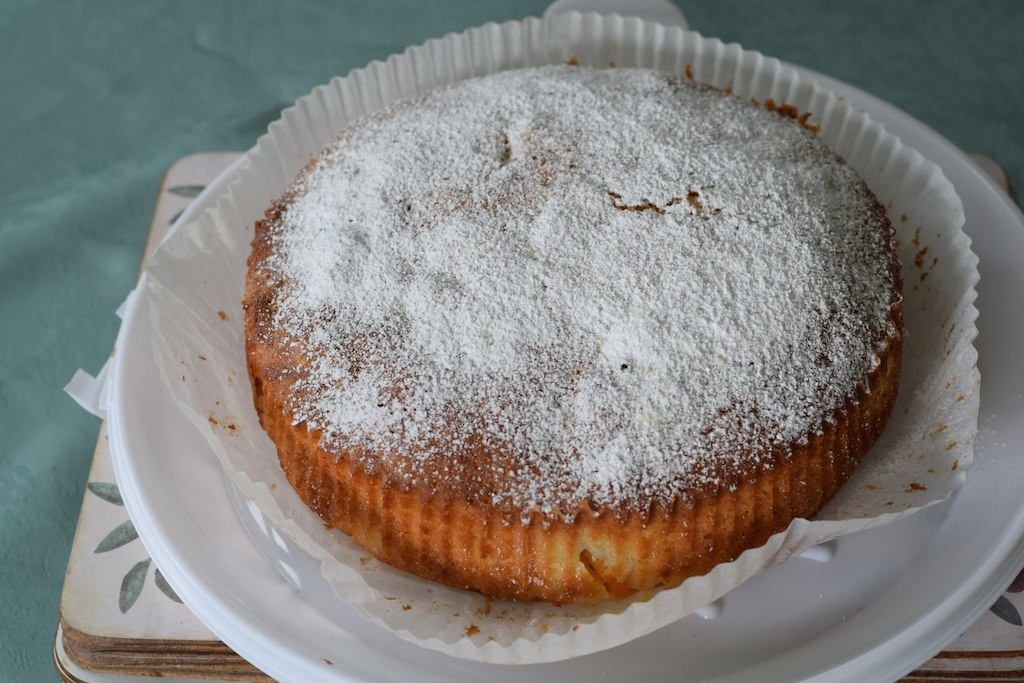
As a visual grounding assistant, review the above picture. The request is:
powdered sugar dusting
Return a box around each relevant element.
[252,66,899,516]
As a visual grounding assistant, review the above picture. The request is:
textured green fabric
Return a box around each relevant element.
[1,1,1020,680]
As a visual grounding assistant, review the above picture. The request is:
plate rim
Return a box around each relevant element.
[108,57,1024,683]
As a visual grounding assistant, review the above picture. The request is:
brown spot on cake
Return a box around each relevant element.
[499,133,512,166]
[608,191,667,214]
[687,190,704,215]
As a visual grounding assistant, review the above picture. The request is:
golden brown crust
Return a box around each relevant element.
[242,66,906,604]
[245,215,903,602]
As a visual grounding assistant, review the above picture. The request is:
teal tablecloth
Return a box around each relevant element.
[2,1,1021,680]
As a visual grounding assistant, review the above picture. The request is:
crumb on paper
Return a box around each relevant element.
[207,414,238,434]
[402,604,412,611]
[905,482,927,492]
[952,459,960,471]
[685,63,694,80]
[465,624,480,637]
[946,441,959,450]
[198,354,207,361]
[217,310,228,321]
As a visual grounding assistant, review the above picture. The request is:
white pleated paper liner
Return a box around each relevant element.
[143,13,979,664]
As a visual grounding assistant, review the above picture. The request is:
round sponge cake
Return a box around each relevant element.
[243,65,903,603]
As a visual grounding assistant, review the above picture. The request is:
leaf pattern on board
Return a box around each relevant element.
[167,183,205,225]
[167,184,205,198]
[154,567,183,603]
[95,519,138,553]
[990,595,1023,627]
[87,479,186,610]
[1007,568,1024,593]
[87,481,124,505]
[120,559,151,614]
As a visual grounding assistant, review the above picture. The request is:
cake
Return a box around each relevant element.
[243,65,903,604]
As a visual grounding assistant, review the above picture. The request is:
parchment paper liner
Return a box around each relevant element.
[144,13,980,664]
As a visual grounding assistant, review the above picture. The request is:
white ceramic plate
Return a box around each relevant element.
[108,67,1024,683]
